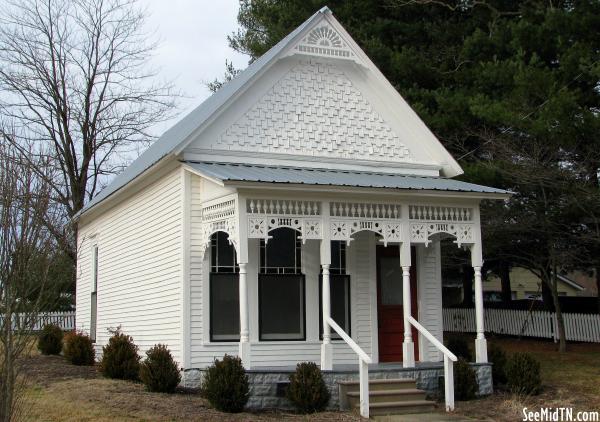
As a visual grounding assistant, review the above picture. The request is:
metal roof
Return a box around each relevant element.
[184,161,510,195]
[76,7,331,218]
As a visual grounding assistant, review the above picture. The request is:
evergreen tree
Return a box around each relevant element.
[225,1,600,348]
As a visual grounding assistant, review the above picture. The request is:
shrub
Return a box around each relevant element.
[100,330,140,380]
[287,362,330,413]
[446,336,472,361]
[488,343,508,386]
[202,354,249,413]
[38,324,63,355]
[139,344,181,393]
[454,358,478,401]
[506,353,541,395]
[63,331,95,365]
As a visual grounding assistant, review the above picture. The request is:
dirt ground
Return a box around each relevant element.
[20,354,360,421]
[18,336,600,421]
[452,336,600,421]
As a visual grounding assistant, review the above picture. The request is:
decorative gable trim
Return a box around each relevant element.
[285,20,360,63]
[211,60,412,164]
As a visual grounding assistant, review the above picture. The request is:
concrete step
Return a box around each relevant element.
[339,378,417,393]
[346,388,427,406]
[356,399,437,416]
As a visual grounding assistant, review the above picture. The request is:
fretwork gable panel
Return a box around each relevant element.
[211,60,412,163]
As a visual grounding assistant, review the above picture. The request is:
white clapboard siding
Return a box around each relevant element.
[347,231,375,358]
[76,167,184,364]
[417,243,444,362]
[443,308,600,343]
[189,174,205,365]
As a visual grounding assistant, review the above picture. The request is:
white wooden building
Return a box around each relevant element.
[75,7,508,416]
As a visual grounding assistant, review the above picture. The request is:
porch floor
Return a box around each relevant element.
[248,361,446,373]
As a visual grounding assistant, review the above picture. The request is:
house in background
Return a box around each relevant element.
[483,268,591,301]
[74,7,508,416]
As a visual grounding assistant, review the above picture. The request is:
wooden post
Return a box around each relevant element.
[444,355,455,411]
[401,241,415,367]
[320,201,332,370]
[359,358,370,418]
[238,263,250,367]
[237,194,251,368]
[471,206,487,363]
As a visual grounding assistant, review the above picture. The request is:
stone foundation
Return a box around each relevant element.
[181,363,493,410]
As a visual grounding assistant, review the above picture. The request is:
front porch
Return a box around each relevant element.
[184,361,493,411]
[186,168,497,416]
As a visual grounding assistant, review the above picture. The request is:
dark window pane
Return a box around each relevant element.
[330,241,346,274]
[319,275,351,339]
[260,228,301,273]
[210,273,240,341]
[380,257,403,305]
[265,228,295,268]
[90,292,97,342]
[211,232,238,273]
[259,275,305,340]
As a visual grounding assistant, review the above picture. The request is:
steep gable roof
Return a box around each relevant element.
[77,6,465,218]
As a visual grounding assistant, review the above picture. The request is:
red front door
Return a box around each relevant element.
[376,245,419,363]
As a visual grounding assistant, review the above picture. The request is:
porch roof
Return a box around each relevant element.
[183,161,510,195]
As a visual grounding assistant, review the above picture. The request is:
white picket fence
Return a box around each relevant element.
[0,312,75,331]
[443,307,600,343]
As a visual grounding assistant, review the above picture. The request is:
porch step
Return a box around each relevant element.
[339,378,417,392]
[360,400,437,416]
[338,379,436,416]
[347,388,427,405]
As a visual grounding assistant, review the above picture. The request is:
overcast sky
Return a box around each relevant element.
[145,0,249,135]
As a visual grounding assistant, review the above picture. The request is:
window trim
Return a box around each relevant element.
[209,272,240,342]
[258,273,306,342]
[90,244,98,343]
[319,274,351,340]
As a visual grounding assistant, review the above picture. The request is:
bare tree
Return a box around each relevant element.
[0,133,57,422]
[0,0,178,260]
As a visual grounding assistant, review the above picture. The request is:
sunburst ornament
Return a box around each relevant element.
[288,21,359,62]
[306,26,343,48]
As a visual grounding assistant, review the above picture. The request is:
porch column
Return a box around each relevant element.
[237,194,251,368]
[320,201,333,370]
[472,206,487,363]
[401,242,415,368]
[238,262,250,366]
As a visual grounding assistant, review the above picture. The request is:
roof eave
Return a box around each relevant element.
[224,179,511,200]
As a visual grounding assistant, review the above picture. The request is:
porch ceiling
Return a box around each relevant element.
[183,161,510,195]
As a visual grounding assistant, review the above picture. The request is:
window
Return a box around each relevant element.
[259,228,305,340]
[260,227,302,274]
[210,232,239,341]
[90,245,98,342]
[320,241,351,339]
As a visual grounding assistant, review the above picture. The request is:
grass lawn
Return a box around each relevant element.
[453,335,600,421]
[17,336,600,421]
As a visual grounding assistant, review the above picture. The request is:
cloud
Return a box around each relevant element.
[144,0,248,135]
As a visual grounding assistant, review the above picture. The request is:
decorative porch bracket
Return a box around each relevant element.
[329,201,403,245]
[246,199,323,242]
[408,204,475,247]
[198,195,238,260]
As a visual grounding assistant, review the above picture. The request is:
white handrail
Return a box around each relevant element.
[326,317,371,418]
[408,316,457,411]
[408,316,457,362]
[327,317,372,364]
